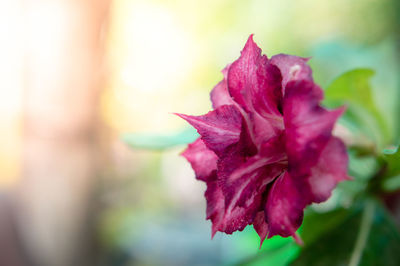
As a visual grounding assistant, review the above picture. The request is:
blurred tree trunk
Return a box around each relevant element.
[0,194,31,266]
[17,0,110,265]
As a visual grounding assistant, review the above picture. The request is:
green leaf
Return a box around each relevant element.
[122,127,199,150]
[228,226,300,266]
[236,243,299,266]
[300,208,350,247]
[383,146,400,177]
[324,68,391,147]
[291,200,400,266]
[382,146,400,191]
[382,175,400,192]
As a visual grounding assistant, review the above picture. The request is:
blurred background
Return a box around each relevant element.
[0,0,399,265]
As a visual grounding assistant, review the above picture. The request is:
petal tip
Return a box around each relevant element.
[293,233,304,246]
[248,33,255,41]
[174,112,189,120]
[211,227,218,239]
[242,34,261,55]
[259,237,266,249]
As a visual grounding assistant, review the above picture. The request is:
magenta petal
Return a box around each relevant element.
[251,63,283,118]
[223,162,284,215]
[220,134,286,205]
[210,80,233,109]
[227,35,281,116]
[181,138,218,181]
[219,200,260,234]
[226,35,284,148]
[217,165,282,235]
[283,80,345,175]
[176,105,242,155]
[253,211,269,247]
[266,171,305,238]
[247,103,285,149]
[216,135,286,234]
[270,54,313,93]
[210,65,234,109]
[308,137,350,203]
[204,177,225,238]
[227,35,262,109]
[211,149,260,234]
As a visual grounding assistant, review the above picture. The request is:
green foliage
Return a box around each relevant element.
[300,208,350,246]
[383,146,400,178]
[382,175,400,192]
[382,146,400,192]
[324,69,391,147]
[122,127,199,150]
[222,225,300,266]
[310,39,400,144]
[233,232,300,266]
[326,69,389,144]
[325,69,375,107]
[236,243,299,266]
[291,200,400,266]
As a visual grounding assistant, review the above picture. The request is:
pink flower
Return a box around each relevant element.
[176,35,350,246]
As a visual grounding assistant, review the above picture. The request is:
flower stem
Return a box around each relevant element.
[348,200,375,266]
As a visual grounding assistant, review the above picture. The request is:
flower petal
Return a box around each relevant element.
[208,147,261,235]
[217,165,283,236]
[253,211,269,247]
[283,80,345,176]
[308,137,350,203]
[227,35,282,116]
[222,134,287,207]
[216,135,286,235]
[266,171,306,238]
[210,80,232,109]
[210,65,234,109]
[181,138,218,181]
[218,198,261,234]
[251,63,283,117]
[204,176,225,238]
[223,162,284,216]
[176,105,242,155]
[270,54,313,93]
[248,111,284,149]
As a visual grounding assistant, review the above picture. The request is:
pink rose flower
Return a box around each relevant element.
[176,35,350,246]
